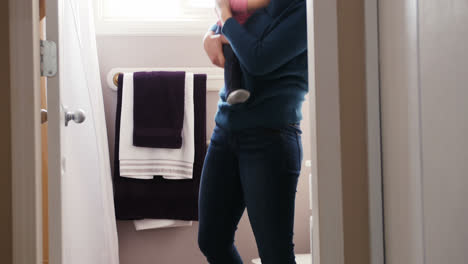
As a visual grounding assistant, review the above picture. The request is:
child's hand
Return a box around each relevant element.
[220,35,230,45]
[204,31,226,68]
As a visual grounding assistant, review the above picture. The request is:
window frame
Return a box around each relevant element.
[94,0,217,36]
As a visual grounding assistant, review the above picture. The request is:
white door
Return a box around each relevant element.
[46,0,119,263]
[380,0,468,263]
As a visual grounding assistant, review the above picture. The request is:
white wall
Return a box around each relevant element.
[380,1,425,263]
[381,1,468,263]
[96,35,312,264]
[419,1,468,263]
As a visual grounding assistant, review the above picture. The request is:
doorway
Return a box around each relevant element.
[9,0,384,263]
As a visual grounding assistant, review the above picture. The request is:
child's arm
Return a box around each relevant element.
[246,0,271,12]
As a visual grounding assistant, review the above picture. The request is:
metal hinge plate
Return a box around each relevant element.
[40,40,57,77]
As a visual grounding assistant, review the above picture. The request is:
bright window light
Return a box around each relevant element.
[102,0,183,20]
[95,0,217,35]
[189,0,215,8]
[100,0,215,20]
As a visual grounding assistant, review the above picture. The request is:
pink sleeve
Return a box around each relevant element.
[230,0,248,13]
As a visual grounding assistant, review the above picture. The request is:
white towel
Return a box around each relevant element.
[134,219,193,231]
[119,72,195,180]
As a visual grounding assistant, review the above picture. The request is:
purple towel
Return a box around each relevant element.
[113,73,207,221]
[133,71,186,149]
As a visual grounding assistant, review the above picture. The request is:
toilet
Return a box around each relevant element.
[251,253,312,264]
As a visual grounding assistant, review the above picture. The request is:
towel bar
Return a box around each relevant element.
[113,72,121,86]
[107,67,224,92]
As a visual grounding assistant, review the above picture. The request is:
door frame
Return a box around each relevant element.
[9,0,385,263]
[45,0,63,262]
[9,0,43,263]
[364,0,385,263]
[308,0,384,263]
[307,0,345,262]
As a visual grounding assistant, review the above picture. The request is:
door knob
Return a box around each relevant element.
[65,109,86,126]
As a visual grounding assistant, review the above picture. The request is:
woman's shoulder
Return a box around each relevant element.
[266,0,306,18]
[244,0,306,35]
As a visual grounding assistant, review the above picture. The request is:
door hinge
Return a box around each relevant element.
[40,40,57,77]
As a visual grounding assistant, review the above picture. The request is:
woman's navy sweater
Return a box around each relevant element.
[214,0,308,130]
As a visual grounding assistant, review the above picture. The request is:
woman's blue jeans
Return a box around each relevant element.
[198,123,303,264]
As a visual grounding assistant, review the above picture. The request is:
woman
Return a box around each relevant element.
[198,0,308,263]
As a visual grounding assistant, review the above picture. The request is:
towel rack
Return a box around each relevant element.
[107,67,224,92]
[112,73,120,87]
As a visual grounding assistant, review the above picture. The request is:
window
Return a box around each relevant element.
[94,0,218,35]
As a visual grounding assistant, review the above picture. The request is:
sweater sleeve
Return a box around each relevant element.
[221,7,307,76]
[209,23,222,34]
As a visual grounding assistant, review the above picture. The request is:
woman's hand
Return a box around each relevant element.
[203,30,230,68]
[215,0,233,25]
